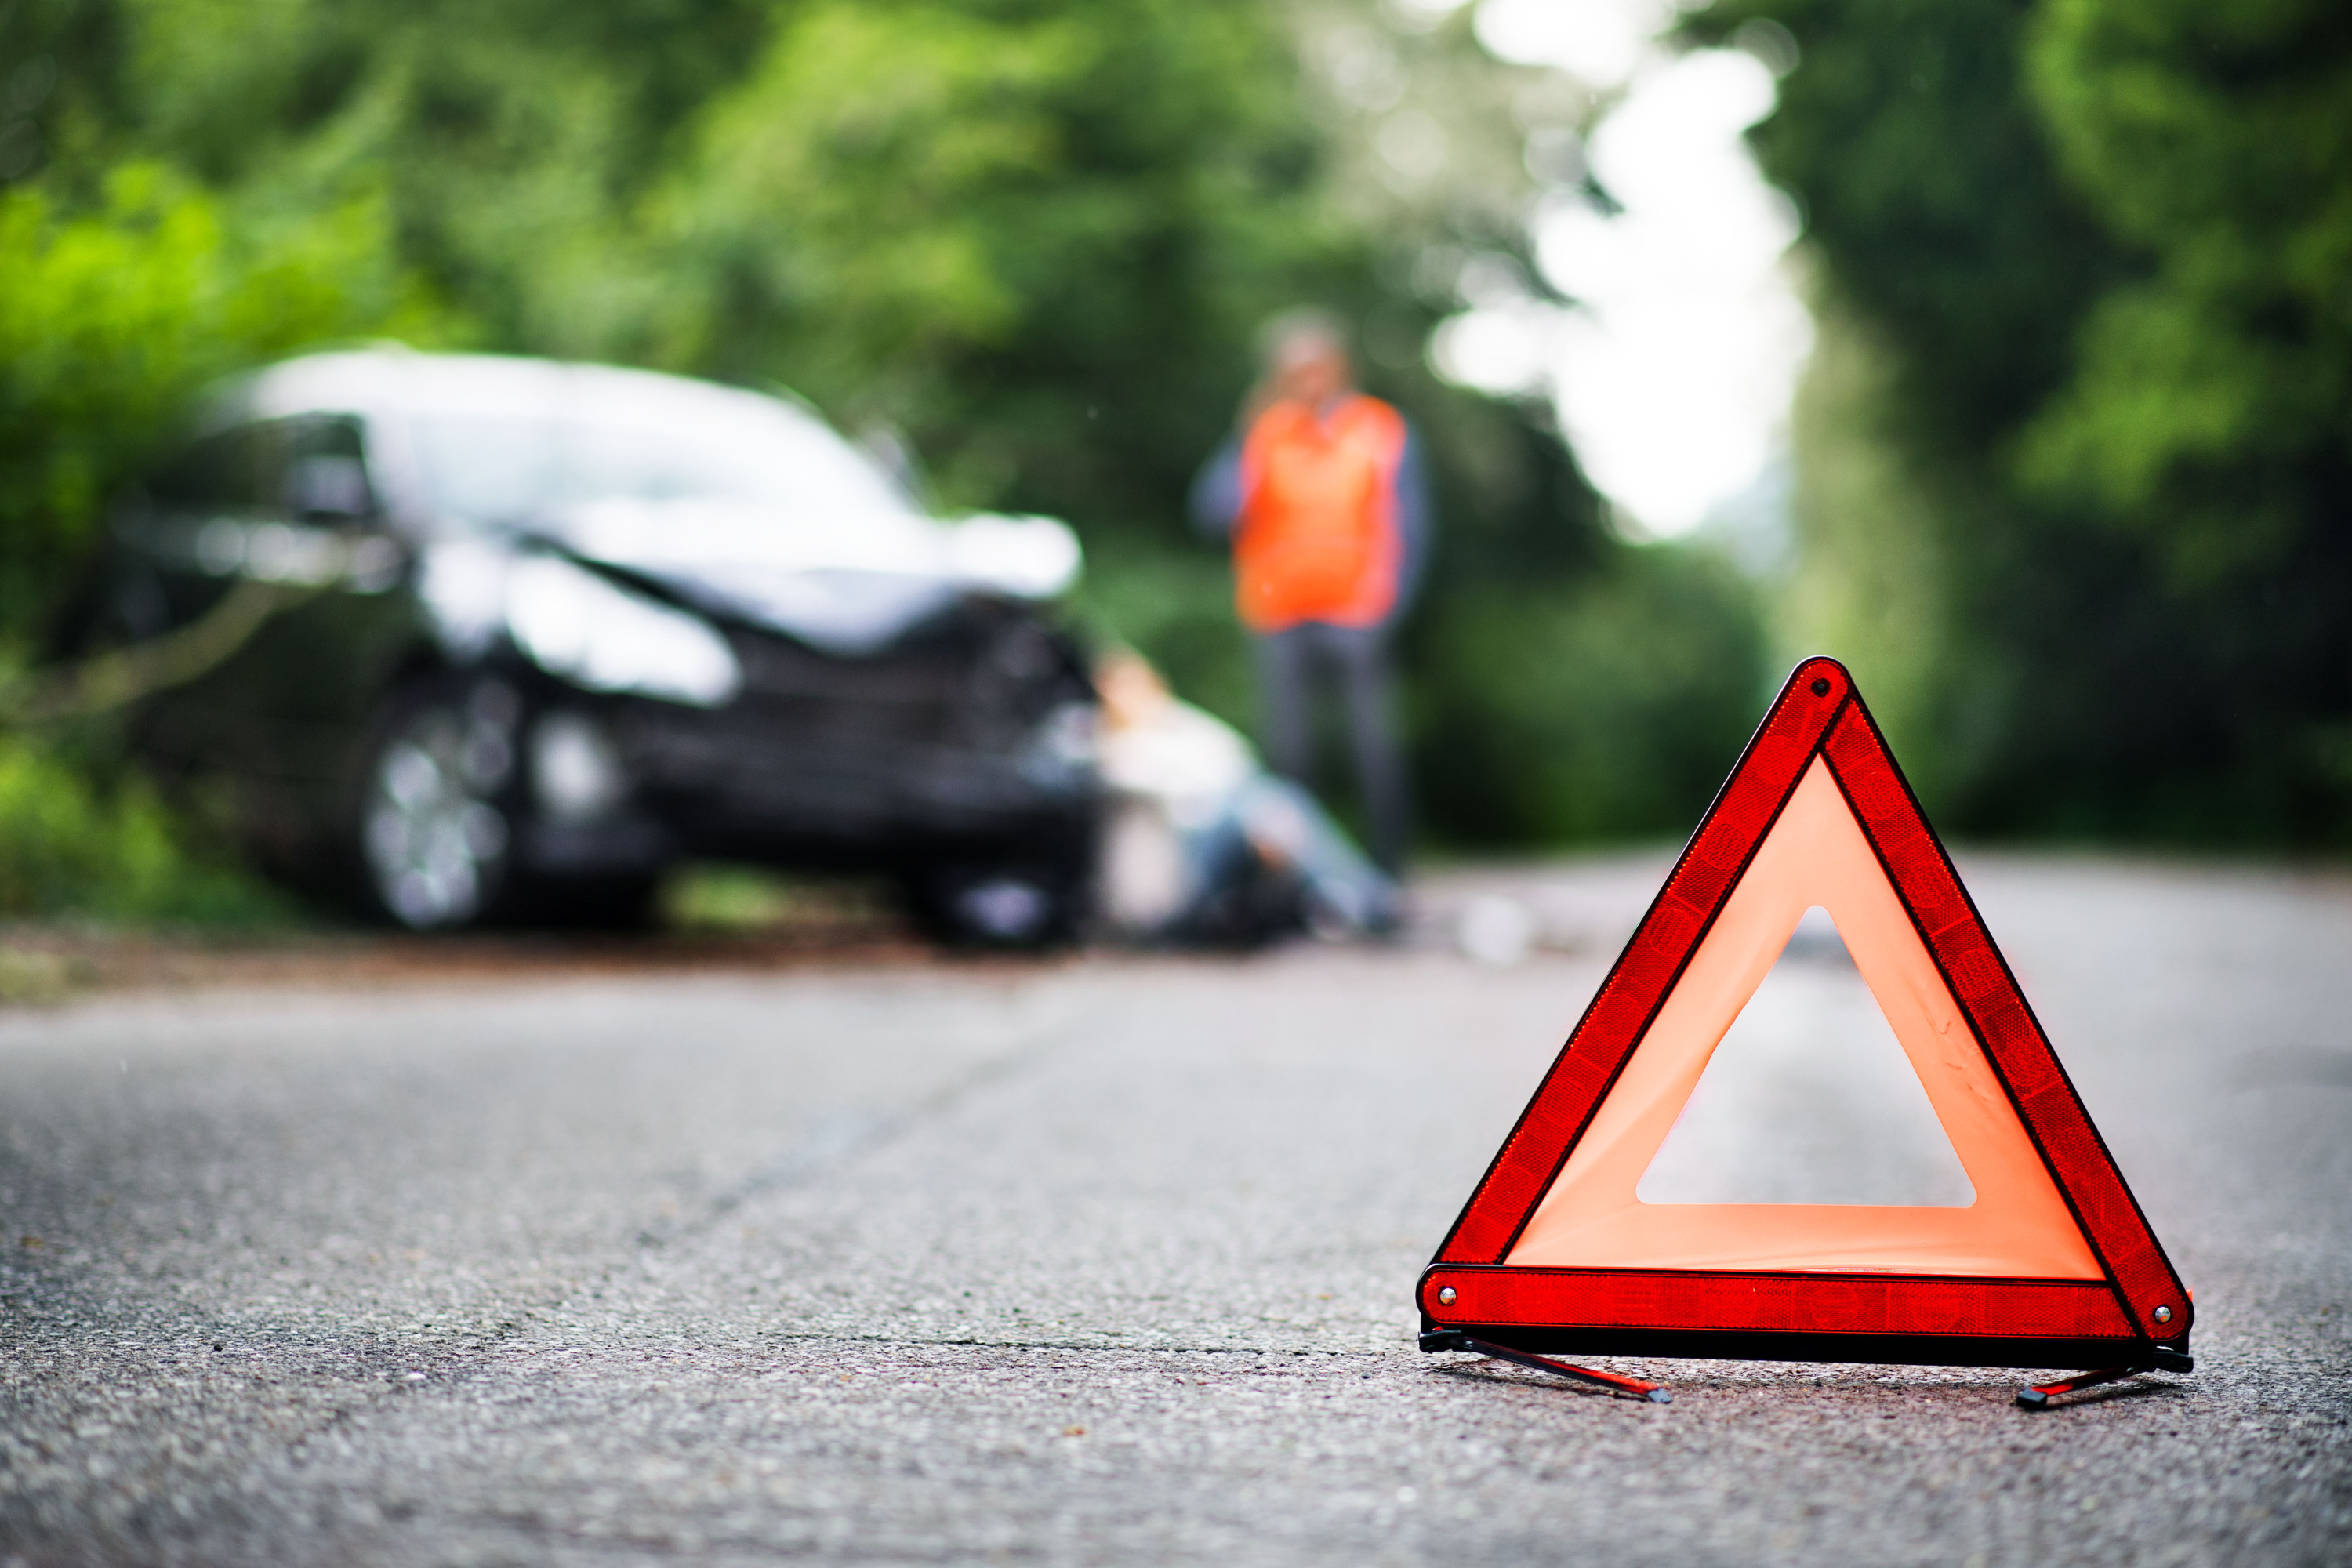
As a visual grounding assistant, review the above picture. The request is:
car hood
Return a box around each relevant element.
[528,498,1081,657]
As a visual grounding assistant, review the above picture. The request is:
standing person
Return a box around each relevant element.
[1189,310,1429,873]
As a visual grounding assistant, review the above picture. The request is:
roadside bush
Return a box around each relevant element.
[0,735,279,923]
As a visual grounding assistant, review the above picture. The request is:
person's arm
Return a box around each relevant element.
[1391,424,1432,612]
[1189,437,1245,541]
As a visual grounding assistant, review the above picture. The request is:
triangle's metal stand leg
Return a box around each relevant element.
[1420,1330,1671,1403]
[2016,1346,2193,1410]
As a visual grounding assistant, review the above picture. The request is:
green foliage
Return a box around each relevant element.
[630,0,1350,524]
[32,0,1348,535]
[0,164,436,633]
[1411,543,1766,848]
[2020,0,2352,586]
[1394,385,1764,849]
[1694,0,2352,844]
[1697,0,2122,460]
[0,732,281,921]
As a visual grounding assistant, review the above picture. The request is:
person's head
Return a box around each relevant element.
[1258,309,1354,409]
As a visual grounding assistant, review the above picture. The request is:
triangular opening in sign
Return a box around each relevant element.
[1636,905,1976,1207]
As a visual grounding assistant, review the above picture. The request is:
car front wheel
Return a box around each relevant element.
[357,681,518,930]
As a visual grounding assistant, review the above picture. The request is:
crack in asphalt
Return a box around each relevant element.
[748,1330,1404,1359]
[630,990,1098,1252]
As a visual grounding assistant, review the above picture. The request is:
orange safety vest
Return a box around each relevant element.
[1232,394,1409,633]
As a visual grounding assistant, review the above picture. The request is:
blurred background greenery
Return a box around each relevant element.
[0,0,2344,923]
[1696,0,2352,844]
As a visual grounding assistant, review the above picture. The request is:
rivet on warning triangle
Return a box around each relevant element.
[1417,658,2194,1410]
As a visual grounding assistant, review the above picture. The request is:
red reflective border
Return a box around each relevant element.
[1422,1267,2135,1341]
[1427,657,2192,1349]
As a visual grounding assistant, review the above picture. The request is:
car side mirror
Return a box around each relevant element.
[283,454,376,523]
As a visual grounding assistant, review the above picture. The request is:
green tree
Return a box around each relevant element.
[0,162,434,635]
[1696,0,2352,842]
[628,0,1352,523]
[2022,0,2352,584]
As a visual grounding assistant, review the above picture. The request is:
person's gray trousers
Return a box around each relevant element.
[1253,621,1410,873]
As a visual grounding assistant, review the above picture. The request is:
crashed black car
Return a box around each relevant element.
[62,350,1100,942]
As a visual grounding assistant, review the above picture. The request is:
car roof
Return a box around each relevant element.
[222,349,831,439]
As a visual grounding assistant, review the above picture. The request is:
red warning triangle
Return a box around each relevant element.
[1421,658,2192,1368]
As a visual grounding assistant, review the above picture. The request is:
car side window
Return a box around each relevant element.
[276,417,379,524]
[147,425,269,511]
[147,416,379,524]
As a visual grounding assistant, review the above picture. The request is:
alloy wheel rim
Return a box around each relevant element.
[364,707,510,927]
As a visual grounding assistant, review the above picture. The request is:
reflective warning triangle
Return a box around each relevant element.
[1421,658,2193,1368]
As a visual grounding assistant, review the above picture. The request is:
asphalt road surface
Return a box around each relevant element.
[2,855,2348,1566]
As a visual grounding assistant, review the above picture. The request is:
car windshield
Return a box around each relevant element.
[408,398,914,528]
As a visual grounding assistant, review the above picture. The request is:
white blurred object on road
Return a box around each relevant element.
[1457,893,1537,967]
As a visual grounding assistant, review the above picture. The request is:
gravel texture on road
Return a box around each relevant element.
[2,855,2347,1566]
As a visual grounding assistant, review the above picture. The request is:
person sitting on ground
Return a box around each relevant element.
[1093,649,1397,947]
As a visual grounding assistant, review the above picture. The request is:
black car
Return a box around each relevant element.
[62,350,1101,942]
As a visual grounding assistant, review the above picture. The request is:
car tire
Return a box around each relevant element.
[352,677,524,931]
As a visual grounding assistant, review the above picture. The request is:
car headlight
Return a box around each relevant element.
[1034,699,1098,767]
[1019,697,1099,787]
[506,555,742,707]
[531,710,628,822]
